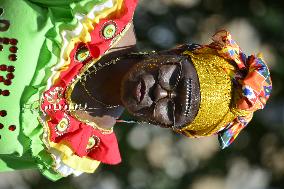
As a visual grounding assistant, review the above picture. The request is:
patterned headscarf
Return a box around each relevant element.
[176,30,272,149]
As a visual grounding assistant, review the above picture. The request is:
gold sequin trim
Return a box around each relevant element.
[179,48,250,137]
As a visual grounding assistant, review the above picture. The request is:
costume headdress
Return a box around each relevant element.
[175,30,272,148]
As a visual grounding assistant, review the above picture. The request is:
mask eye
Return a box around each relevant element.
[158,64,181,91]
[153,98,175,126]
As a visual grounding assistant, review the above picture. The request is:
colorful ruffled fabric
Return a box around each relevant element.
[40,0,138,177]
[177,30,272,149]
[209,30,272,148]
[0,0,138,180]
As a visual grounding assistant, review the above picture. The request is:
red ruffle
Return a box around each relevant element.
[48,117,121,165]
[41,0,138,165]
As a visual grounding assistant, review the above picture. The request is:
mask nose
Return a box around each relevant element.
[154,84,177,102]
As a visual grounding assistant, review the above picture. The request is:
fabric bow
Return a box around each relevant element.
[210,30,272,148]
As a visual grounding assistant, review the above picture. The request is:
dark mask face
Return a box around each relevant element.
[121,53,200,129]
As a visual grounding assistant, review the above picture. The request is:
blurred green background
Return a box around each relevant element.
[1,0,284,188]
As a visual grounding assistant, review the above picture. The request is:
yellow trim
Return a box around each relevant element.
[50,142,100,173]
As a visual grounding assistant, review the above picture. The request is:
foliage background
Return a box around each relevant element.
[1,0,284,188]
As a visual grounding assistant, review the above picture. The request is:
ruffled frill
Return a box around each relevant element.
[20,0,127,180]
[21,0,137,180]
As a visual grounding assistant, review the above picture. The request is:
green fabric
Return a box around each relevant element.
[0,0,50,156]
[0,0,107,181]
[0,153,37,171]
[28,0,82,6]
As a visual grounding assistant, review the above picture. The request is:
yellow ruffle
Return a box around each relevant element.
[50,142,100,173]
